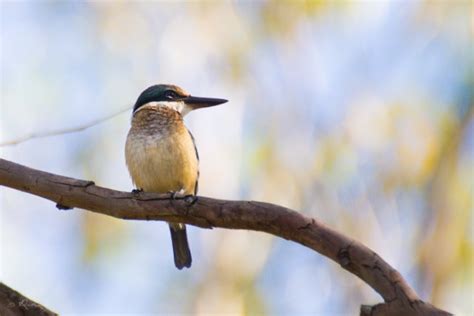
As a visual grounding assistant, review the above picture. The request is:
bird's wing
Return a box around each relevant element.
[187,129,199,195]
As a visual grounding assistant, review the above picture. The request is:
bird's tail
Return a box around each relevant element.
[169,223,192,269]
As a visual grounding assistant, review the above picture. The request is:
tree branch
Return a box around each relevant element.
[0,282,57,316]
[0,158,450,315]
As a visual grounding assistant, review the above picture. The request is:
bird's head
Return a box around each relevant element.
[133,84,227,116]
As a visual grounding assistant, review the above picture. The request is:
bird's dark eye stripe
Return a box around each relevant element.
[165,90,179,99]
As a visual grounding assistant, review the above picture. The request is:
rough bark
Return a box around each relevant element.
[0,282,57,316]
[0,158,451,315]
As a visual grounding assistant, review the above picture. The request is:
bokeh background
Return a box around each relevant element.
[1,1,473,315]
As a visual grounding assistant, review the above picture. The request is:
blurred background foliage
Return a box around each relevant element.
[1,1,472,315]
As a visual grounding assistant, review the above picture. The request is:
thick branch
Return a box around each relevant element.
[0,282,57,316]
[0,158,450,315]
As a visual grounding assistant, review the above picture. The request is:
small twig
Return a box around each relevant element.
[0,106,131,147]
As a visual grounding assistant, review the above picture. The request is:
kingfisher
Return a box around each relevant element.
[125,84,227,269]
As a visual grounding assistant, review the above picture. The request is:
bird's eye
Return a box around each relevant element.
[165,90,178,100]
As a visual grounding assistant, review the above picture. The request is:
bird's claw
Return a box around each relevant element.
[184,194,198,206]
[169,191,178,200]
[169,189,186,200]
[168,191,196,205]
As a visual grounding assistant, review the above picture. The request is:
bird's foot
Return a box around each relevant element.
[184,194,198,206]
[167,191,197,209]
[169,189,186,200]
[132,188,143,197]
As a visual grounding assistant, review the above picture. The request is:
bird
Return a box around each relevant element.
[125,84,227,269]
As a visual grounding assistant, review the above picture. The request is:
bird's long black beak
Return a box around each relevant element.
[183,95,228,109]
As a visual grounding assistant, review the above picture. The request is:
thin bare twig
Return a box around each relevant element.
[0,106,131,147]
